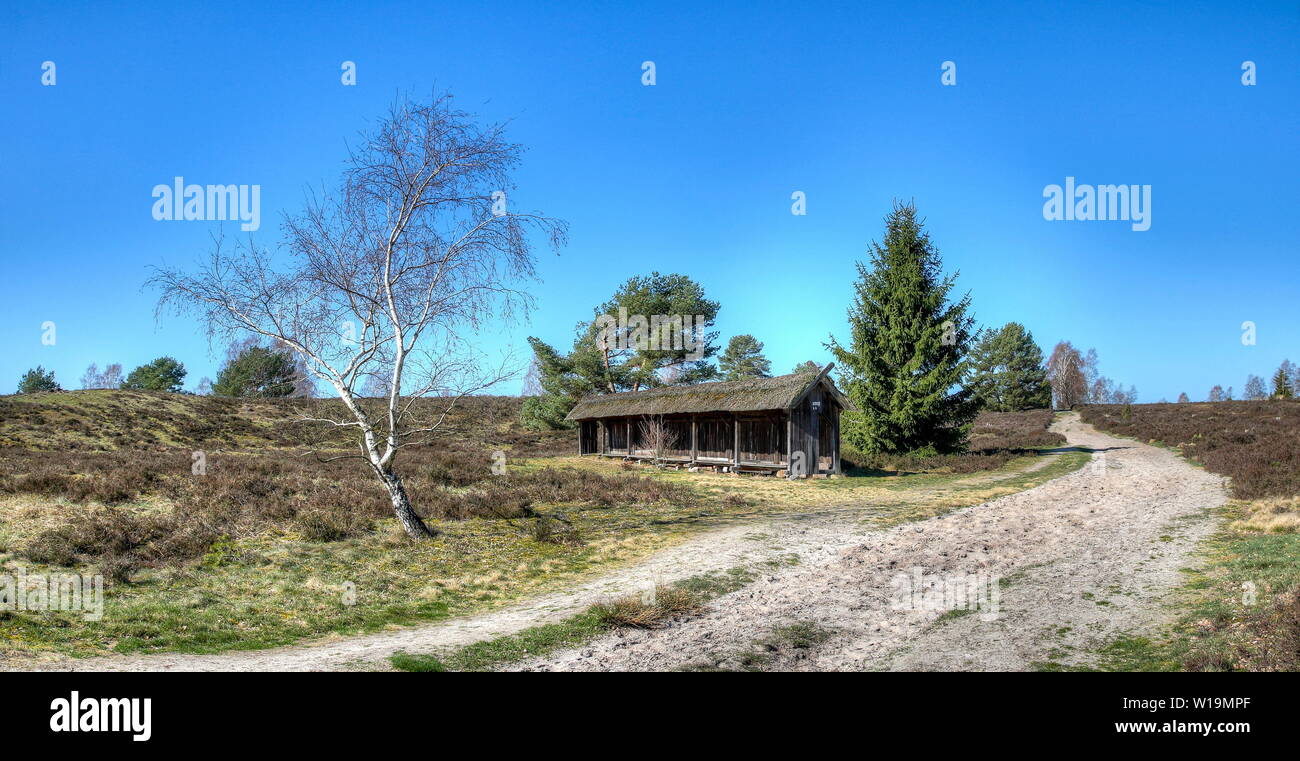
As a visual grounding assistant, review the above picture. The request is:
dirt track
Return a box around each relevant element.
[3,413,1226,672]
[510,412,1228,671]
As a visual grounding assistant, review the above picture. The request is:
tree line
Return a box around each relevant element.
[522,202,1147,455]
[15,338,316,398]
[1170,360,1300,403]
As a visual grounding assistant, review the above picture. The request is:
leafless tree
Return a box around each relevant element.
[520,357,543,397]
[637,414,680,468]
[1045,341,1087,409]
[80,362,124,389]
[151,94,567,539]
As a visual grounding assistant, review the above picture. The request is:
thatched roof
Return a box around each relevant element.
[564,369,853,421]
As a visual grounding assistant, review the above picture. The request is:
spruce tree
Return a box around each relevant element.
[967,323,1051,411]
[828,202,977,453]
[1272,363,1294,399]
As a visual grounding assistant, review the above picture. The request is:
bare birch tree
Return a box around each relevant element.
[151,94,567,539]
[1045,341,1087,410]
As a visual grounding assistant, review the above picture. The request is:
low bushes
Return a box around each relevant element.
[13,453,694,580]
[1081,401,1300,500]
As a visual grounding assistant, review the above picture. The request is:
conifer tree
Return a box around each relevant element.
[828,202,976,453]
[967,322,1051,411]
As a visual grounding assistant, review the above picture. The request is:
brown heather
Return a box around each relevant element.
[1081,400,1300,500]
[0,392,689,580]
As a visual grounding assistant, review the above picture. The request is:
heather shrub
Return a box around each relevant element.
[1081,401,1300,499]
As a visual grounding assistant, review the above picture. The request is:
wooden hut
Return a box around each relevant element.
[566,365,853,477]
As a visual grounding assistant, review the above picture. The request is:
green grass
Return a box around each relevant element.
[394,609,611,672]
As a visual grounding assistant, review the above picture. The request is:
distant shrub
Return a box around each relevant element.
[16,366,60,394]
[121,357,187,392]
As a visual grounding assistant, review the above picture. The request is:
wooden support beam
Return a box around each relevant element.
[833,408,842,475]
[690,415,698,464]
[732,413,740,469]
[785,412,793,467]
[809,394,821,474]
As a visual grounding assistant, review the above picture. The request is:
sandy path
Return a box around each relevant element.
[511,413,1227,671]
[3,438,1058,672]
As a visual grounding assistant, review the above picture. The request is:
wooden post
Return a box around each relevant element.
[785,412,793,467]
[690,415,698,464]
[732,413,740,470]
[832,409,841,475]
[599,419,607,455]
[809,396,821,475]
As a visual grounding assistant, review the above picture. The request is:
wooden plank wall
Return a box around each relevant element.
[737,413,787,464]
[695,417,733,460]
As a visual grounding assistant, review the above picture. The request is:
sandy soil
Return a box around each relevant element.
[510,413,1227,671]
[2,413,1224,672]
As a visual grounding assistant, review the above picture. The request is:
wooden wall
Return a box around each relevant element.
[578,386,842,474]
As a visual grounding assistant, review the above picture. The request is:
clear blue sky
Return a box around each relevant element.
[3,1,1297,401]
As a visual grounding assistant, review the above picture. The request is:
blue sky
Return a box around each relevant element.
[2,0,1297,401]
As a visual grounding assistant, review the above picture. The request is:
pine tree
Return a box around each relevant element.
[213,345,298,397]
[967,323,1051,411]
[121,357,187,392]
[523,273,722,429]
[828,202,977,454]
[792,360,821,374]
[718,335,771,381]
[17,366,60,393]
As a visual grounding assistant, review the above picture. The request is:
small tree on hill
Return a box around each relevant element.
[1046,342,1087,409]
[17,366,60,394]
[1208,385,1225,402]
[1243,374,1267,400]
[80,363,124,390]
[791,360,821,374]
[1177,392,1190,403]
[718,334,771,381]
[828,202,977,454]
[121,357,187,392]
[1272,363,1294,399]
[213,345,299,397]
